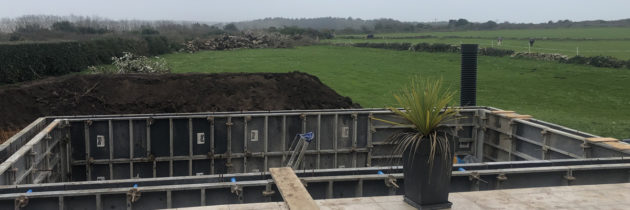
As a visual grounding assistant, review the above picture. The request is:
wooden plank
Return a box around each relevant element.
[491,110,515,114]
[503,113,532,120]
[269,167,319,210]
[585,137,618,142]
[604,141,630,150]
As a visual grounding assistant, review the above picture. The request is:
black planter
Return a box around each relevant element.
[402,135,455,209]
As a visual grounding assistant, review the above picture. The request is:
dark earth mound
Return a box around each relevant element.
[0,72,360,140]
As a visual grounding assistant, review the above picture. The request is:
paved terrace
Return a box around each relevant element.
[172,183,630,210]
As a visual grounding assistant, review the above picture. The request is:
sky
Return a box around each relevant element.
[1,0,629,23]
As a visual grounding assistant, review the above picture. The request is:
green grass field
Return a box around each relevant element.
[331,27,630,59]
[327,38,630,59]
[162,45,630,139]
[337,27,630,39]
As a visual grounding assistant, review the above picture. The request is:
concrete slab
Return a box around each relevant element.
[171,183,630,210]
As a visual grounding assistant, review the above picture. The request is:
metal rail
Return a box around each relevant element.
[1,159,630,209]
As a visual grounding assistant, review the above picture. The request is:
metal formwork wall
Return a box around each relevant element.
[64,109,477,182]
[0,120,70,186]
[0,108,478,185]
[478,110,630,162]
[1,108,630,210]
[2,107,630,186]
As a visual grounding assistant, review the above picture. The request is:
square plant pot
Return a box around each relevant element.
[402,134,454,209]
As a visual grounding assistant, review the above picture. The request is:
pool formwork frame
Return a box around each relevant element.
[1,107,629,209]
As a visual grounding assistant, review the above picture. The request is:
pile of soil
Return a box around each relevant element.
[0,72,360,139]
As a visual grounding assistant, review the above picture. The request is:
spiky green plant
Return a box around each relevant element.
[375,77,459,170]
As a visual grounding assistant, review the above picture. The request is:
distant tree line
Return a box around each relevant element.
[4,15,630,42]
[233,17,630,34]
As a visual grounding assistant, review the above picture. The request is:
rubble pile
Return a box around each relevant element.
[183,33,297,53]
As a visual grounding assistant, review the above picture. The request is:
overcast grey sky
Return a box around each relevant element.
[1,0,628,23]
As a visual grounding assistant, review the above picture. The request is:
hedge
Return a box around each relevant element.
[478,47,514,57]
[564,56,628,69]
[0,35,174,84]
[351,42,630,69]
[352,42,411,51]
[409,43,459,53]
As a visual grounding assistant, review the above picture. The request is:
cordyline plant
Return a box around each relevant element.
[375,77,459,170]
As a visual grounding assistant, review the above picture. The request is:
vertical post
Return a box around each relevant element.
[264,116,269,172]
[326,180,333,199]
[60,127,69,182]
[84,122,91,181]
[244,116,248,173]
[146,118,154,178]
[96,194,103,210]
[226,117,232,173]
[475,111,486,161]
[129,120,134,179]
[333,114,338,167]
[166,190,172,208]
[299,114,306,170]
[108,120,114,180]
[352,113,358,168]
[200,188,206,206]
[146,118,152,157]
[460,44,478,106]
[169,118,173,177]
[189,118,193,176]
[44,130,51,183]
[281,116,286,163]
[58,196,64,210]
[356,179,363,197]
[209,117,215,174]
[509,120,517,161]
[541,129,550,160]
[576,47,579,56]
[366,113,374,167]
[316,114,321,169]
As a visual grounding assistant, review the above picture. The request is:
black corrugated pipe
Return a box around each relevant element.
[460,44,478,106]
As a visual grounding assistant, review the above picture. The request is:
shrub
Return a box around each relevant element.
[89,52,170,74]
[352,42,412,51]
[479,47,514,57]
[565,56,627,68]
[565,56,589,65]
[587,56,625,68]
[409,43,459,53]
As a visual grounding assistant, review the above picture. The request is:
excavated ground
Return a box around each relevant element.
[0,72,360,142]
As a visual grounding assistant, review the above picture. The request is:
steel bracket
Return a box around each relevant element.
[127,188,141,203]
[384,175,399,189]
[262,189,275,196]
[15,195,28,208]
[496,173,508,182]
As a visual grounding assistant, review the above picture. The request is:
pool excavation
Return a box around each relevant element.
[1,107,630,209]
